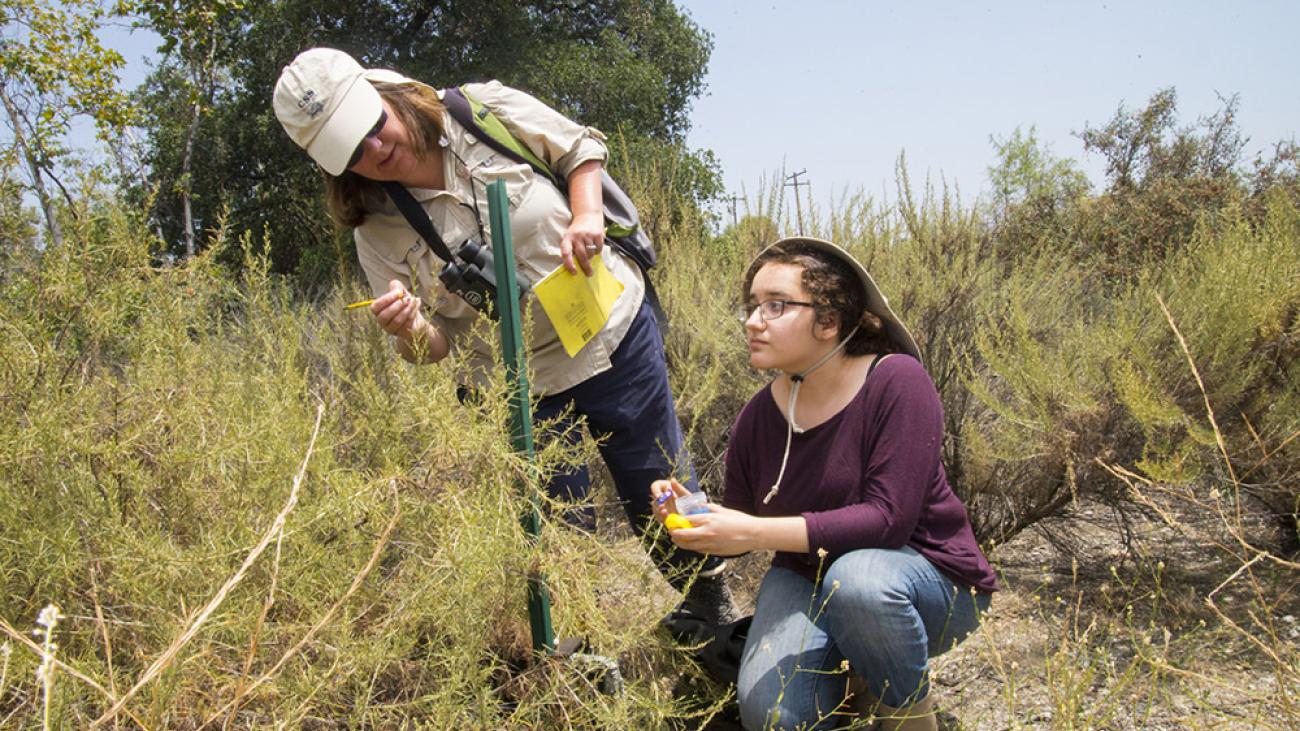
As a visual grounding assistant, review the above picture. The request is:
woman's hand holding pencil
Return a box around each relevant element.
[345,284,411,313]
[346,282,448,363]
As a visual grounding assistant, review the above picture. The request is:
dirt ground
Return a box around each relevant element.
[690,493,1298,731]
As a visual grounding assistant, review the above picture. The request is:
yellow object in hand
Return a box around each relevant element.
[345,291,409,311]
[665,513,693,531]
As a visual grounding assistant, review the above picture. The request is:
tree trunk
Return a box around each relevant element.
[111,126,169,246]
[179,28,219,259]
[0,83,62,247]
[181,97,199,258]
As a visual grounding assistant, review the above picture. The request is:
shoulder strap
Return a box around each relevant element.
[867,353,889,379]
[442,86,561,186]
[382,181,455,263]
[442,85,670,341]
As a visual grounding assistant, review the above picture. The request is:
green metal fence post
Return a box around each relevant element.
[486,179,555,655]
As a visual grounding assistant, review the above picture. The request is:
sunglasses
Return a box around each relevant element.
[346,110,388,169]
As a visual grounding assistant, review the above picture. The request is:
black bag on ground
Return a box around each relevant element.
[662,609,753,686]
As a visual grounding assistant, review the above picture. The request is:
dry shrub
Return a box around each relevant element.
[0,185,715,728]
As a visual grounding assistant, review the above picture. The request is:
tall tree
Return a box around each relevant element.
[0,0,133,246]
[132,0,245,258]
[133,0,714,279]
[1078,89,1249,272]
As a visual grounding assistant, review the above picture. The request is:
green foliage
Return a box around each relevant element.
[0,172,38,268]
[130,0,245,60]
[987,89,1295,286]
[518,0,713,144]
[1149,198,1300,525]
[0,178,738,727]
[962,196,1300,545]
[1077,88,1250,274]
[988,126,1091,213]
[963,253,1114,542]
[128,0,248,256]
[0,0,133,138]
[131,0,718,278]
[0,0,134,243]
[2,24,1298,720]
[986,126,1091,263]
[966,91,1300,544]
[1081,88,1244,190]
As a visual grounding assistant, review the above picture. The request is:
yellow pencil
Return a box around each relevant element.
[344,291,409,311]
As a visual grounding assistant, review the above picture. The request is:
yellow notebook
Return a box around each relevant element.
[533,254,625,357]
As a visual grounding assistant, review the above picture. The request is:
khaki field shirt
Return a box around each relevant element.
[353,80,645,395]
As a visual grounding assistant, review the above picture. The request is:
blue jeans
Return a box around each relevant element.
[534,300,723,585]
[737,547,991,730]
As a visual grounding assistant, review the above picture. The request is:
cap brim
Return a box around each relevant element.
[306,76,383,176]
[756,237,923,363]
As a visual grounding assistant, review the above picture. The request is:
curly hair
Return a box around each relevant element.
[742,241,896,357]
[322,81,447,228]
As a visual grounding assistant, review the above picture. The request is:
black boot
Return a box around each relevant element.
[680,569,742,627]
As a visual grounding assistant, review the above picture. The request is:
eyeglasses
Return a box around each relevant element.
[346,110,388,169]
[737,299,815,322]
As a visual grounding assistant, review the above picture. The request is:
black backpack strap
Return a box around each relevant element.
[866,353,890,380]
[639,271,669,345]
[381,181,455,263]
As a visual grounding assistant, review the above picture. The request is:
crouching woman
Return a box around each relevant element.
[653,238,997,731]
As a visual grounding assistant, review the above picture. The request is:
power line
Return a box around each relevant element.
[784,169,809,235]
[721,193,742,228]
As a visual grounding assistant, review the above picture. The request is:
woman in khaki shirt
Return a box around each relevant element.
[273,48,737,626]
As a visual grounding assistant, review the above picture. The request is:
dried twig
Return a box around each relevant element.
[1203,553,1289,666]
[224,503,287,730]
[0,617,149,730]
[198,480,401,729]
[1154,295,1300,572]
[89,402,325,729]
[88,562,120,731]
[1154,295,1238,486]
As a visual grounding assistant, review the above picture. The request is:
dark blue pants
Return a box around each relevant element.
[535,300,723,587]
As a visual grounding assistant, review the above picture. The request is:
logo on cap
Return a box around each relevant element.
[297,89,325,119]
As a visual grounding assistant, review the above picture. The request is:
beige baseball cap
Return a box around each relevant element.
[756,237,922,362]
[273,48,385,176]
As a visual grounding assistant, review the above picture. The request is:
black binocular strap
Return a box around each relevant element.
[382,181,457,264]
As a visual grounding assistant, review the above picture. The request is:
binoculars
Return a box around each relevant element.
[439,240,529,318]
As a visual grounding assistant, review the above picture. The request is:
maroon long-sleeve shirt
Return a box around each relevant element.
[722,355,999,593]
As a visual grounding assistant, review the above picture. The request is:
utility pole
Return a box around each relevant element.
[721,193,742,229]
[784,169,809,235]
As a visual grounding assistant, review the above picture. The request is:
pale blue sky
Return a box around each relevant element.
[100,1,1298,215]
[677,0,1300,212]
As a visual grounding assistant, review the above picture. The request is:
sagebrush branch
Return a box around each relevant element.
[90,401,325,729]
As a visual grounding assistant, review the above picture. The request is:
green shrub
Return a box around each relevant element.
[0,188,719,727]
[2,97,1297,728]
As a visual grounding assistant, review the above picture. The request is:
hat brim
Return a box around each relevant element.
[754,237,922,363]
[306,75,383,176]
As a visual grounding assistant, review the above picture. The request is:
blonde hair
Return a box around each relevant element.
[323,81,447,228]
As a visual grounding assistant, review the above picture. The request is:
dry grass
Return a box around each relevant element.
[0,162,1295,729]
